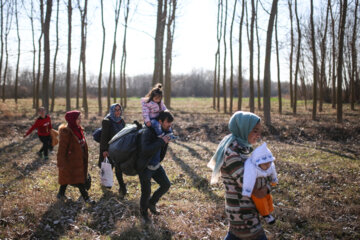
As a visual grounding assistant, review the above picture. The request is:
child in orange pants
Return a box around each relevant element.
[242,142,278,224]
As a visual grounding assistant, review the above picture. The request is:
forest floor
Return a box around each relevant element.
[0,97,359,240]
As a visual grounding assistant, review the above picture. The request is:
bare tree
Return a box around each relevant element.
[3,1,12,103]
[319,0,330,112]
[288,0,294,109]
[263,0,278,125]
[120,0,130,108]
[107,0,121,110]
[238,0,245,111]
[14,0,20,104]
[249,0,255,112]
[0,0,3,102]
[329,2,336,109]
[310,0,318,120]
[222,0,228,113]
[66,0,72,111]
[293,0,301,114]
[42,0,53,113]
[255,0,261,110]
[275,9,282,114]
[153,0,167,85]
[216,0,223,111]
[337,0,348,123]
[51,0,59,112]
[76,50,80,108]
[97,0,105,116]
[78,0,88,118]
[35,0,44,111]
[229,0,237,114]
[350,0,358,110]
[164,0,176,108]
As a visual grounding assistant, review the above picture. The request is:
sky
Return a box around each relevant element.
[4,0,317,83]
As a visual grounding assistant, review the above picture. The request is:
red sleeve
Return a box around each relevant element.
[48,115,52,130]
[25,119,39,136]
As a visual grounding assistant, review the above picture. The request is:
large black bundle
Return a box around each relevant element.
[108,121,142,175]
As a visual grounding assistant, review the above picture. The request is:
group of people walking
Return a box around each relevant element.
[25,83,277,239]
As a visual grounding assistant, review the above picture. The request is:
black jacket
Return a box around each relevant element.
[136,126,168,173]
[98,117,125,167]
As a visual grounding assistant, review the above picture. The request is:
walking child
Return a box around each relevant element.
[141,83,175,139]
[24,107,53,160]
[242,142,278,224]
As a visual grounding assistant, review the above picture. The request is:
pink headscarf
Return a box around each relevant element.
[65,111,85,144]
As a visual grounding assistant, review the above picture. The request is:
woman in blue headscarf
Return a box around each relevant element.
[208,111,269,240]
[99,103,127,197]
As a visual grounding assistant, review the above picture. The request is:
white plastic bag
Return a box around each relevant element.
[101,157,113,187]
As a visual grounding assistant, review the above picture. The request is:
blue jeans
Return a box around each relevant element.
[138,165,171,213]
[224,231,267,240]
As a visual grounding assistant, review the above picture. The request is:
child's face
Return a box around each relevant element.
[38,110,45,118]
[259,162,271,170]
[153,95,162,103]
[248,122,262,144]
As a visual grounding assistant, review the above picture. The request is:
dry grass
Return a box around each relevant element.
[0,97,359,239]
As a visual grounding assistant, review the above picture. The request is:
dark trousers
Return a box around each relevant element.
[58,184,89,200]
[114,164,126,188]
[224,231,267,240]
[139,165,171,214]
[38,135,51,157]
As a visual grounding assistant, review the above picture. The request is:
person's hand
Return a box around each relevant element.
[161,135,170,144]
[252,186,268,198]
[146,121,151,127]
[103,151,109,158]
[23,134,27,138]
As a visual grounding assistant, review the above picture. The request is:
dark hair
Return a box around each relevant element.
[158,110,174,123]
[145,83,163,103]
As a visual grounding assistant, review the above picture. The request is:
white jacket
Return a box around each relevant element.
[242,142,278,197]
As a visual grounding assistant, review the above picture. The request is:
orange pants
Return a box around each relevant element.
[251,193,274,217]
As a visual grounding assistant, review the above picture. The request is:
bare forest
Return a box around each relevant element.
[0,0,360,239]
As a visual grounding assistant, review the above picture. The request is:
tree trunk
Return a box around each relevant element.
[330,3,336,109]
[310,0,318,120]
[238,0,245,111]
[164,0,176,108]
[42,0,52,113]
[14,0,20,104]
[79,0,88,118]
[76,54,81,109]
[51,0,59,112]
[222,0,228,114]
[66,0,72,111]
[229,0,237,114]
[288,0,294,108]
[0,0,3,102]
[249,0,255,113]
[255,0,261,110]
[153,0,167,85]
[120,0,130,108]
[263,0,278,125]
[97,0,105,116]
[275,11,282,114]
[337,0,347,123]
[293,0,301,114]
[2,0,11,103]
[35,0,44,111]
[350,0,358,110]
[319,0,330,112]
[217,0,223,112]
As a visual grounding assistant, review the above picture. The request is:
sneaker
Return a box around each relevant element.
[264,214,276,225]
[37,151,43,158]
[141,211,152,224]
[44,156,49,161]
[148,204,159,215]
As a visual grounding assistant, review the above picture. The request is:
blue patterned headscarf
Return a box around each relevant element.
[106,103,122,123]
[207,111,260,184]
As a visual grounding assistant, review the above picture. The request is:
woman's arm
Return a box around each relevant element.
[57,128,70,168]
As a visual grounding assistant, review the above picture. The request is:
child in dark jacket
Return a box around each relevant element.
[24,107,52,160]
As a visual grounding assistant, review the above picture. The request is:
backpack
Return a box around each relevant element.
[108,121,143,176]
[92,118,124,143]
